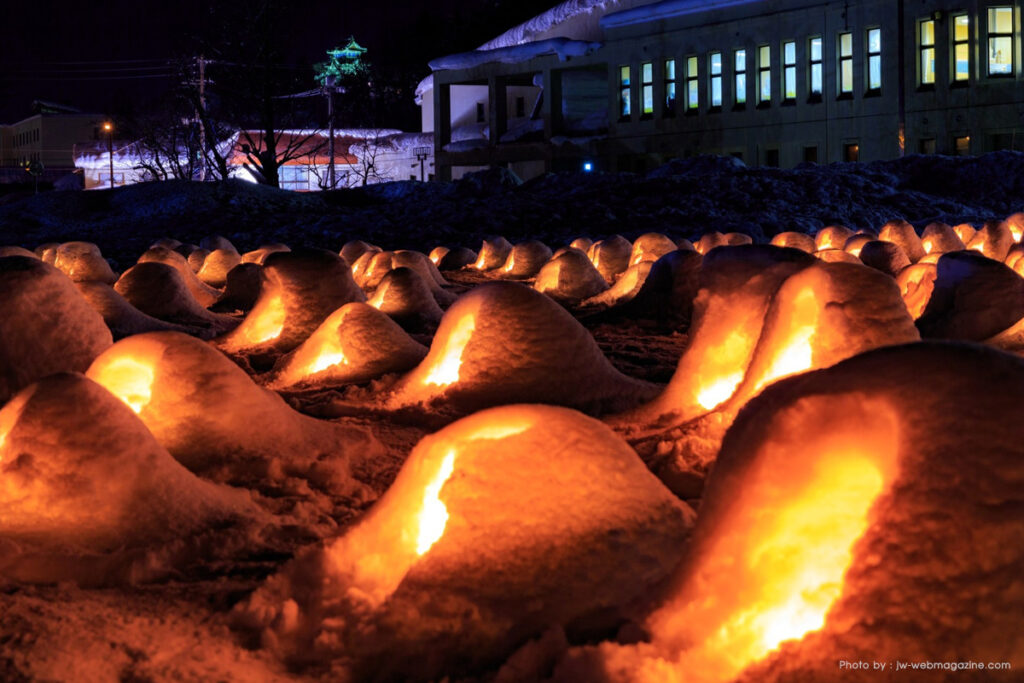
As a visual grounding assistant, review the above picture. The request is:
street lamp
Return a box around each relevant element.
[103,122,114,189]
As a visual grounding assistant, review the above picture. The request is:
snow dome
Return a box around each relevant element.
[473,235,513,271]
[534,247,609,304]
[138,246,221,308]
[437,246,477,270]
[563,342,1024,683]
[842,234,873,257]
[428,246,449,265]
[0,246,39,259]
[768,231,815,253]
[213,262,263,313]
[352,250,394,289]
[499,239,553,279]
[199,235,236,252]
[920,221,965,255]
[588,235,633,282]
[187,247,210,273]
[53,241,117,284]
[75,281,189,340]
[813,224,853,251]
[34,242,59,264]
[387,282,659,417]
[265,303,427,391]
[607,249,702,327]
[0,373,255,584]
[916,250,1024,342]
[569,236,593,252]
[367,266,445,332]
[86,332,381,488]
[582,261,654,307]
[235,404,694,680]
[217,249,365,356]
[630,232,679,265]
[197,248,243,288]
[340,240,380,267]
[857,239,910,277]
[966,219,1015,261]
[953,222,977,245]
[0,256,112,404]
[878,218,925,263]
[114,262,238,338]
[814,248,861,264]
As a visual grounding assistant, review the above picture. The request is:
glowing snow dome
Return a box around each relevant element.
[0,373,256,584]
[235,404,695,680]
[87,332,381,490]
[387,282,659,417]
[217,249,365,356]
[534,247,609,304]
[53,241,117,284]
[561,342,1024,683]
[0,256,113,404]
[266,303,428,390]
[114,262,238,338]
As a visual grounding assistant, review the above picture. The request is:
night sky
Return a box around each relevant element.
[0,0,557,125]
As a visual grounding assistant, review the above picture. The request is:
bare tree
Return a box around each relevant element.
[344,131,396,188]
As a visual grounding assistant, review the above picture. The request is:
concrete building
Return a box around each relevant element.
[421,0,1024,180]
[0,101,106,184]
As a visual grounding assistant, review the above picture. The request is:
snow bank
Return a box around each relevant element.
[234,404,694,680]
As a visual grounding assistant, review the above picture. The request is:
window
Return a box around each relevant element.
[734,49,747,105]
[953,14,970,82]
[686,56,699,110]
[838,32,854,95]
[844,142,860,162]
[919,138,937,154]
[710,52,723,107]
[515,96,525,118]
[619,66,632,118]
[476,102,485,123]
[664,59,677,116]
[758,45,771,104]
[954,135,971,155]
[809,36,823,97]
[920,20,936,85]
[988,7,1014,76]
[764,148,780,167]
[803,145,819,164]
[867,28,882,92]
[783,40,797,101]
[641,62,654,116]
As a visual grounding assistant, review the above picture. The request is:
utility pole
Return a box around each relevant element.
[197,55,209,181]
[325,76,337,189]
[103,122,114,189]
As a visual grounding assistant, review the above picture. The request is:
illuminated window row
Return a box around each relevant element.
[920,7,1016,86]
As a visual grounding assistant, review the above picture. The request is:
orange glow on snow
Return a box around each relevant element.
[245,295,286,344]
[693,329,750,411]
[308,345,348,375]
[696,372,744,411]
[752,287,818,394]
[415,449,456,555]
[923,239,934,254]
[503,254,516,272]
[422,313,476,387]
[92,356,155,414]
[690,455,884,679]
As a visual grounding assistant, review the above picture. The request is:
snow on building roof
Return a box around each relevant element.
[428,37,602,72]
[480,0,658,49]
[600,0,763,29]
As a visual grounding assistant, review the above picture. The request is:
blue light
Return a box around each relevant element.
[583,161,594,172]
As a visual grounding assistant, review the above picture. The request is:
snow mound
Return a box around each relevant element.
[0,256,112,404]
[562,342,1024,682]
[896,263,938,320]
[437,246,477,270]
[498,240,553,279]
[138,246,222,308]
[367,267,445,333]
[769,231,815,253]
[0,373,256,584]
[599,248,702,327]
[473,236,514,271]
[86,332,381,492]
[197,248,242,288]
[588,234,633,282]
[241,244,290,265]
[534,247,609,304]
[387,282,659,418]
[582,260,653,307]
[858,239,910,277]
[114,262,238,338]
[53,241,117,284]
[234,404,694,680]
[265,303,428,391]
[75,281,191,340]
[217,249,365,356]
[966,218,1015,261]
[629,233,678,265]
[920,221,965,255]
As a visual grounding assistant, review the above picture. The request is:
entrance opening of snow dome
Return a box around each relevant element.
[421,302,479,388]
[243,294,286,345]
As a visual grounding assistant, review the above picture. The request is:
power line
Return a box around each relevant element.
[0,65,174,74]
[0,74,174,81]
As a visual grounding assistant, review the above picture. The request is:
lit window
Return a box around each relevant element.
[954,135,971,155]
[758,45,772,103]
[783,40,797,100]
[687,56,699,110]
[710,52,723,107]
[664,59,677,116]
[809,37,823,97]
[988,7,1014,76]
[735,49,747,105]
[953,14,970,82]
[920,20,936,85]
[642,62,654,116]
[838,32,854,95]
[619,66,632,118]
[844,142,860,162]
[867,28,882,91]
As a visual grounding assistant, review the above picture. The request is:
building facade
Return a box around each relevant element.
[0,101,106,184]
[423,0,1024,180]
